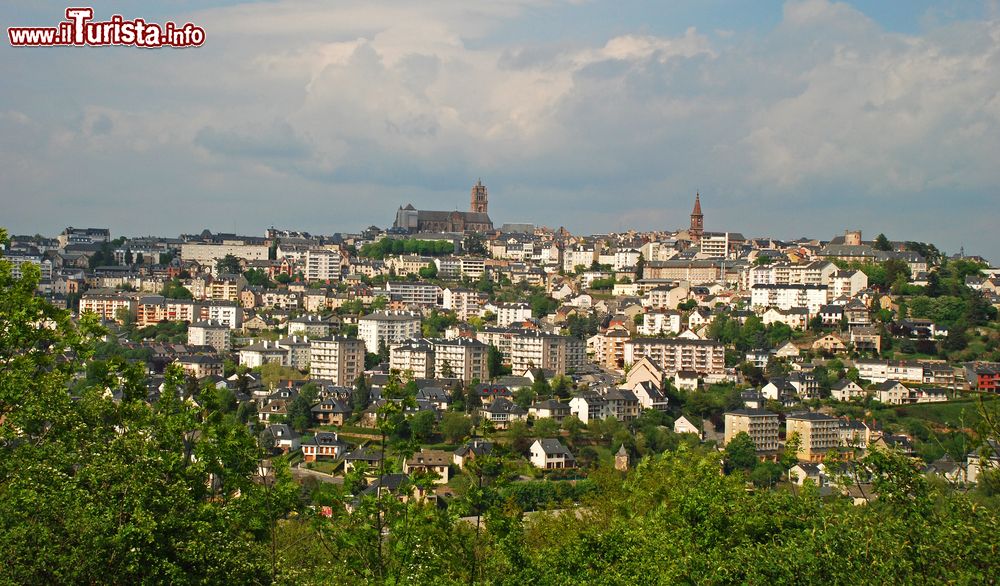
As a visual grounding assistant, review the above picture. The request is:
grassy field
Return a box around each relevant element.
[874,395,998,429]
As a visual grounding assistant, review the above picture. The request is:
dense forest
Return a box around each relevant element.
[2,229,999,584]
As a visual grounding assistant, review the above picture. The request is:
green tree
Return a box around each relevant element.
[216,253,243,274]
[874,233,892,251]
[409,410,436,442]
[724,431,758,473]
[440,412,473,443]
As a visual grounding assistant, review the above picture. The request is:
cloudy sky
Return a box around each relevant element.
[2,0,999,258]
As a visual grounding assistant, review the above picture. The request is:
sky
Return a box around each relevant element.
[1,0,999,259]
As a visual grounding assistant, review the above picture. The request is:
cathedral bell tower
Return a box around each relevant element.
[470,179,488,214]
[689,192,704,243]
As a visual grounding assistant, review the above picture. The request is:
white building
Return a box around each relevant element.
[303,248,342,282]
[495,302,533,327]
[358,310,422,355]
[641,310,682,336]
[309,336,366,386]
[750,284,828,315]
[188,320,231,352]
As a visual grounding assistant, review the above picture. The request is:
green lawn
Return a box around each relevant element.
[874,395,997,429]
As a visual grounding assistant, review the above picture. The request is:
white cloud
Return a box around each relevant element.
[0,0,998,256]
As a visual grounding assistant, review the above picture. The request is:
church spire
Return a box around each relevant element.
[689,192,704,243]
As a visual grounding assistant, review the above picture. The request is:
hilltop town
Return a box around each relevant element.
[5,183,998,487]
[2,185,999,581]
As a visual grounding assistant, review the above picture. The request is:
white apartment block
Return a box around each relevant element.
[358,311,422,354]
[855,359,925,384]
[750,284,828,315]
[389,339,436,379]
[510,331,586,376]
[624,338,726,379]
[239,340,288,369]
[309,336,366,386]
[304,248,342,282]
[188,320,231,352]
[385,282,441,306]
[495,302,533,327]
[202,301,242,329]
[724,409,780,452]
[641,310,682,336]
[442,288,485,321]
[644,284,689,309]
[828,270,868,300]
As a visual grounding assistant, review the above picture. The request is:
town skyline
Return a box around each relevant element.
[3,0,999,258]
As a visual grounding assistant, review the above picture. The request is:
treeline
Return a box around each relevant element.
[360,238,454,259]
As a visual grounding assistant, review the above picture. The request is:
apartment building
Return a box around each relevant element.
[303,248,342,282]
[786,412,841,461]
[385,281,441,306]
[309,336,366,386]
[442,288,485,321]
[358,310,422,354]
[390,339,436,379]
[431,338,488,382]
[641,310,682,336]
[80,289,137,322]
[188,320,231,352]
[495,302,533,327]
[750,284,828,315]
[724,409,780,452]
[510,331,586,376]
[624,338,726,380]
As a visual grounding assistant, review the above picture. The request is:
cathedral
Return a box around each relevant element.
[393,179,495,233]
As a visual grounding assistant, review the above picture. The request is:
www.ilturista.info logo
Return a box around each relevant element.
[8,7,205,48]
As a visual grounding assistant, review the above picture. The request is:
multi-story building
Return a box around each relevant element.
[641,310,682,336]
[277,335,312,370]
[510,331,586,376]
[624,338,726,380]
[180,242,269,268]
[80,289,137,322]
[855,359,925,384]
[569,392,608,424]
[287,314,337,337]
[828,270,868,299]
[303,248,342,282]
[750,284,828,315]
[384,281,441,306]
[431,338,488,382]
[188,320,231,352]
[358,310,422,354]
[495,302,533,327]
[390,339,436,379]
[589,327,631,370]
[442,288,484,321]
[200,300,242,329]
[239,340,289,369]
[786,412,841,461]
[309,336,366,386]
[58,227,110,248]
[724,409,780,452]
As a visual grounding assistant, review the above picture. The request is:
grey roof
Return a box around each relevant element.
[536,438,574,457]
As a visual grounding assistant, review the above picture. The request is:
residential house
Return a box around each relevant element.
[301,431,349,462]
[529,439,576,470]
[673,415,702,438]
[403,449,452,484]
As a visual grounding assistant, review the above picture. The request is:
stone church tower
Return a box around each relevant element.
[614,444,630,472]
[689,192,704,243]
[470,179,488,214]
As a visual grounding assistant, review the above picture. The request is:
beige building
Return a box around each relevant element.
[624,338,726,380]
[80,289,137,323]
[188,320,231,352]
[724,409,779,452]
[309,336,366,386]
[786,412,841,461]
[432,338,488,382]
[510,331,586,376]
[390,339,436,379]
